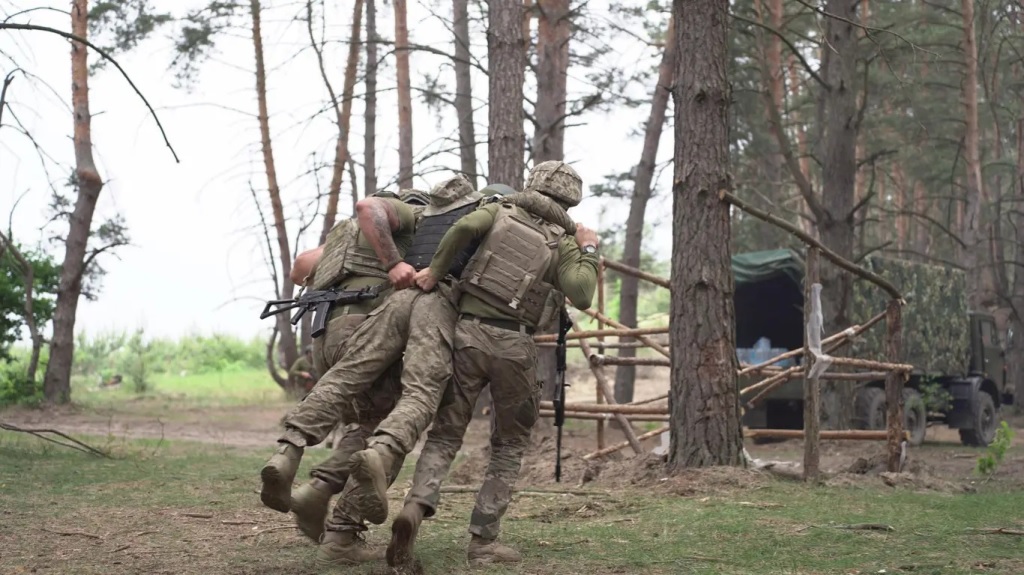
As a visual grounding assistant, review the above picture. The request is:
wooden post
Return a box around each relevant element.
[803,247,821,482]
[596,260,606,449]
[885,299,905,472]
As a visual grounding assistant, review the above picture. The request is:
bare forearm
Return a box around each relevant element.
[355,198,402,269]
[291,246,324,285]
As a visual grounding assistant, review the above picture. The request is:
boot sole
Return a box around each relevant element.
[350,450,389,524]
[260,464,292,513]
[386,513,417,566]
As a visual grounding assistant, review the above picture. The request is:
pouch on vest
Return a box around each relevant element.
[312,219,359,290]
[460,204,564,326]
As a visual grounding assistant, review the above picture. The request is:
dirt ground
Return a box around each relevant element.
[3,366,1023,495]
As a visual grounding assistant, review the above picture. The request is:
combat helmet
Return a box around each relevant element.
[524,161,583,207]
[479,183,517,198]
[398,188,430,206]
[423,174,482,216]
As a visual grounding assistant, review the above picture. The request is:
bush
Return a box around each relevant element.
[0,349,47,406]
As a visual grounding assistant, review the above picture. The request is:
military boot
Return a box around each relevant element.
[260,442,302,513]
[347,445,396,525]
[314,530,385,567]
[386,502,426,566]
[289,478,333,542]
[467,535,522,567]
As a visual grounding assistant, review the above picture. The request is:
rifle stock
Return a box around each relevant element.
[260,284,385,339]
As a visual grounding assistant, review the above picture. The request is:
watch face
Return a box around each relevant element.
[583,245,597,254]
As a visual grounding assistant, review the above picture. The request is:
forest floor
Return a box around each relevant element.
[2,367,1024,574]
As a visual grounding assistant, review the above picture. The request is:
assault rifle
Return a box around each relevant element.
[553,307,573,482]
[260,284,384,338]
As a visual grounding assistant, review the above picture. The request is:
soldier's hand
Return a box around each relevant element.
[389,262,416,290]
[574,224,599,249]
[413,268,439,292]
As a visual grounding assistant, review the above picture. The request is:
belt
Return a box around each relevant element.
[459,313,535,335]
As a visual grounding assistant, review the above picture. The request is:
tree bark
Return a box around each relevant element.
[615,18,676,404]
[1011,119,1024,414]
[533,0,570,162]
[313,0,362,244]
[365,0,378,196]
[667,0,743,469]
[818,0,859,430]
[487,0,526,189]
[250,0,297,384]
[43,0,104,403]
[960,0,988,312]
[394,0,414,188]
[453,0,478,187]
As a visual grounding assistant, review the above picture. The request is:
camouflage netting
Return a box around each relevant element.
[849,256,969,377]
[731,250,970,378]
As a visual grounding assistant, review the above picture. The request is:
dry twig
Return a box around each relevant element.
[0,422,112,458]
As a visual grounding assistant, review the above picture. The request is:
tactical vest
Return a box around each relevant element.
[403,202,480,277]
[459,203,566,327]
[311,219,359,290]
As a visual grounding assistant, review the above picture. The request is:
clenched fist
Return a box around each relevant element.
[414,268,439,291]
[389,262,416,290]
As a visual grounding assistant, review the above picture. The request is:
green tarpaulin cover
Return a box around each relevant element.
[731,249,804,288]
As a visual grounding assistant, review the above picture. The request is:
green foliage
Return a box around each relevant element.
[918,378,954,412]
[0,244,60,361]
[0,350,47,407]
[976,421,1014,477]
[87,0,173,71]
[71,330,266,387]
[169,1,243,90]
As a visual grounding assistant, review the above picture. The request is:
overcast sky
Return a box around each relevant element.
[2,0,675,343]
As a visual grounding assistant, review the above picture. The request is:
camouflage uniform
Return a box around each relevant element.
[260,191,424,549]
[287,351,317,393]
[386,163,599,568]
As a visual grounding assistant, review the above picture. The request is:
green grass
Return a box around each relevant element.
[71,368,289,410]
[1,431,1022,575]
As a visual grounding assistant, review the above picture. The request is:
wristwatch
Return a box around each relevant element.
[582,244,598,255]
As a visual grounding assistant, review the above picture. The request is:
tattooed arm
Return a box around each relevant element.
[355,197,416,288]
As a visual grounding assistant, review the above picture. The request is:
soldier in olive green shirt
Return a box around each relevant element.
[381,161,599,569]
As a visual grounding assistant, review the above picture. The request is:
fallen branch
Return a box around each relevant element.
[0,422,112,458]
[965,527,1024,536]
[827,523,895,532]
[40,527,103,539]
[221,520,258,525]
[582,425,669,461]
[182,513,214,519]
[439,485,610,497]
[240,524,295,539]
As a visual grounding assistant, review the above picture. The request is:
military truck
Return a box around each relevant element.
[734,249,1012,447]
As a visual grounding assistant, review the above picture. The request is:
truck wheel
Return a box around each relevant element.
[902,388,927,446]
[854,387,886,430]
[958,391,997,447]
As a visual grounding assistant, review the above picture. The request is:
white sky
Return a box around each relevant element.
[2,0,675,343]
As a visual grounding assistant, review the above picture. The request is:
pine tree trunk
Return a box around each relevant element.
[818,0,859,430]
[668,0,743,469]
[615,18,676,404]
[394,0,414,188]
[316,0,363,244]
[487,0,526,189]
[533,0,570,162]
[365,0,378,196]
[43,0,104,403]
[1011,119,1024,413]
[961,0,987,312]
[251,0,296,387]
[453,0,478,187]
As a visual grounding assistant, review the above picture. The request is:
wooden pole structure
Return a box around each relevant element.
[582,425,669,460]
[601,258,671,289]
[569,320,645,455]
[576,308,671,358]
[539,410,670,422]
[744,429,907,440]
[596,260,606,449]
[885,299,906,472]
[802,247,821,482]
[534,326,668,342]
[539,401,667,414]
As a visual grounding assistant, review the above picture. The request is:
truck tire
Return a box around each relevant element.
[958,391,997,447]
[854,387,886,430]
[902,388,927,446]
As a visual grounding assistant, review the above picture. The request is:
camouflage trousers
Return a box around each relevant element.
[279,305,403,490]
[405,318,541,540]
[299,285,458,457]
